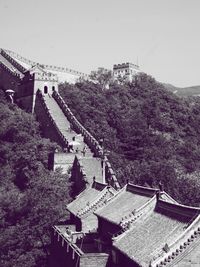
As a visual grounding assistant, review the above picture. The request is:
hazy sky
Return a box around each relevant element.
[0,0,200,87]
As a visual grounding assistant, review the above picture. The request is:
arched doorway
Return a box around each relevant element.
[44,86,48,94]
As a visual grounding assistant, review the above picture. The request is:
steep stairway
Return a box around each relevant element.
[43,95,88,150]
[43,95,101,180]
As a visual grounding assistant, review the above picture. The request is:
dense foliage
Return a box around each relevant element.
[0,90,71,267]
[59,73,200,206]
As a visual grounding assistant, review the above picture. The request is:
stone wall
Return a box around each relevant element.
[70,156,88,195]
[0,49,35,112]
[1,49,26,73]
[79,253,109,267]
[53,90,120,191]
[0,63,21,92]
[98,217,121,244]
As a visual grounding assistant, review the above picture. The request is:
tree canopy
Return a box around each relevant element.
[0,90,71,267]
[59,73,200,206]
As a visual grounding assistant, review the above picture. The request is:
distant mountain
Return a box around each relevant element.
[163,83,200,97]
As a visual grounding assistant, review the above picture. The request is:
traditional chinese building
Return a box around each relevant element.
[50,181,200,267]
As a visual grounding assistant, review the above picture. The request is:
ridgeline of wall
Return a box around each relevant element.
[4,49,88,78]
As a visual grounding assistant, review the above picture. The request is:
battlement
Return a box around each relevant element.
[3,48,89,79]
[113,62,139,70]
[34,72,58,82]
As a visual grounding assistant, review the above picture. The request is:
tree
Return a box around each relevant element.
[0,90,72,267]
[89,67,113,90]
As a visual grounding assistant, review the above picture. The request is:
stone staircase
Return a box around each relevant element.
[43,94,101,178]
[44,95,91,153]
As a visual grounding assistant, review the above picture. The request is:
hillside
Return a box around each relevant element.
[59,73,200,206]
[163,83,200,97]
[0,89,71,267]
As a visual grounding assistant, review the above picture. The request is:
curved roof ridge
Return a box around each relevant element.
[157,199,200,218]
[77,185,116,218]
[126,183,158,197]
[93,186,126,216]
[116,196,157,237]
[99,185,126,205]
[67,185,103,216]
[68,184,102,204]
[159,192,178,204]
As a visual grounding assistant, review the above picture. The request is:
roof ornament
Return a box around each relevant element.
[163,243,170,253]
[156,191,160,201]
[159,181,164,192]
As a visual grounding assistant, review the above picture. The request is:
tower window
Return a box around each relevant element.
[44,86,48,94]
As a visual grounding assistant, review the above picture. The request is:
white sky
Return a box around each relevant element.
[0,0,200,87]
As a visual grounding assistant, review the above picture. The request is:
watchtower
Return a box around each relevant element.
[19,64,58,112]
[113,62,140,82]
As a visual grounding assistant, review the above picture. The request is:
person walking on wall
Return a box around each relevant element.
[82,146,87,157]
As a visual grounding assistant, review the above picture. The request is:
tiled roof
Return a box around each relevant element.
[114,200,200,267]
[67,182,108,216]
[95,183,158,225]
[67,183,116,232]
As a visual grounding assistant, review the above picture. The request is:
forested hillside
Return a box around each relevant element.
[0,90,71,267]
[59,73,200,206]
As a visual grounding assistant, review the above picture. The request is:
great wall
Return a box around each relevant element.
[1,48,200,267]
